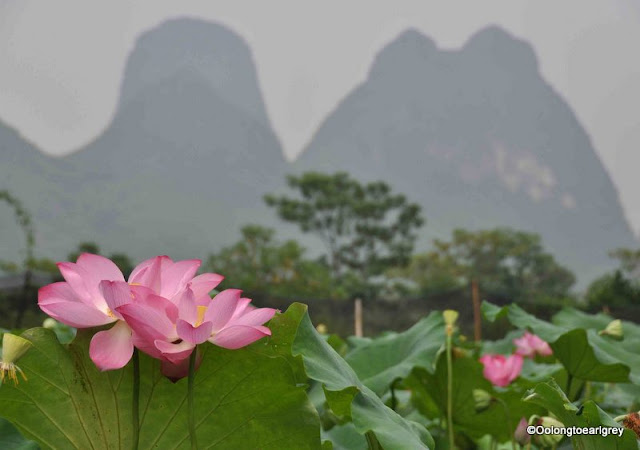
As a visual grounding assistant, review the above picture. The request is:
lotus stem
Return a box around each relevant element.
[188,348,198,450]
[132,349,140,450]
[446,331,455,449]
[495,397,516,450]
[566,373,573,400]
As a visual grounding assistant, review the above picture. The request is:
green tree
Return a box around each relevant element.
[265,172,424,299]
[396,228,575,303]
[1,190,37,327]
[585,247,640,309]
[609,248,640,278]
[585,270,639,309]
[388,251,462,297]
[205,225,337,300]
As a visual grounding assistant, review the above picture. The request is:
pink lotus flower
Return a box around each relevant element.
[479,353,523,387]
[38,254,223,371]
[117,286,276,375]
[513,331,552,358]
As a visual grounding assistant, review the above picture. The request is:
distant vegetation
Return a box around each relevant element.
[2,173,640,331]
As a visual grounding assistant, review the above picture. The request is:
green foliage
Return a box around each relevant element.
[0,310,322,449]
[397,228,576,303]
[609,248,640,277]
[387,252,461,296]
[551,329,629,383]
[483,301,640,384]
[524,380,636,448]
[1,303,440,450]
[344,312,445,396]
[586,270,640,309]
[205,225,337,299]
[0,190,35,271]
[290,303,434,449]
[585,247,640,309]
[0,417,38,450]
[407,354,545,444]
[265,172,424,299]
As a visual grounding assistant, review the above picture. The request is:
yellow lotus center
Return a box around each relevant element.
[0,362,27,385]
[106,308,116,319]
[195,306,207,327]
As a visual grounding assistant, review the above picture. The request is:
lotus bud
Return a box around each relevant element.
[472,389,492,411]
[43,318,57,329]
[514,417,530,445]
[1,333,32,385]
[532,416,564,447]
[599,319,623,340]
[443,310,458,336]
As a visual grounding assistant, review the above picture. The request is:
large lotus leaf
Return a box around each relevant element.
[408,352,544,443]
[480,329,524,355]
[550,329,629,383]
[552,308,640,382]
[0,417,38,450]
[483,302,568,342]
[290,303,434,450]
[0,305,321,449]
[552,308,640,341]
[524,380,637,449]
[344,312,445,396]
[482,302,635,383]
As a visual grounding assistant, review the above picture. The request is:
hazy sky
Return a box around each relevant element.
[1,1,639,233]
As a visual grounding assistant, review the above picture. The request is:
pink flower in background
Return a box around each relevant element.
[38,253,223,371]
[479,354,523,387]
[513,331,552,358]
[514,417,531,445]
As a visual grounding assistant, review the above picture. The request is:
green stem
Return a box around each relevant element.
[188,349,198,450]
[495,398,516,450]
[132,349,140,450]
[365,431,382,450]
[584,381,592,401]
[566,373,574,400]
[390,378,399,411]
[446,332,455,449]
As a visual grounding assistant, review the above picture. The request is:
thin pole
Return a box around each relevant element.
[354,298,363,337]
[471,279,482,341]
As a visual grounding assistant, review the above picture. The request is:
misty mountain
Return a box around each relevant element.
[294,27,636,285]
[1,21,636,287]
[0,122,81,263]
[2,18,286,262]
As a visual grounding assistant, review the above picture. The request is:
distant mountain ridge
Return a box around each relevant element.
[2,18,286,263]
[295,26,636,285]
[1,19,635,287]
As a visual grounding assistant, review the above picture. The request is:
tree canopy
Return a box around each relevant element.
[394,228,575,303]
[204,225,338,300]
[585,247,640,309]
[265,172,424,299]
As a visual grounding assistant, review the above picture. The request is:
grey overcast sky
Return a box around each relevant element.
[1,1,639,233]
